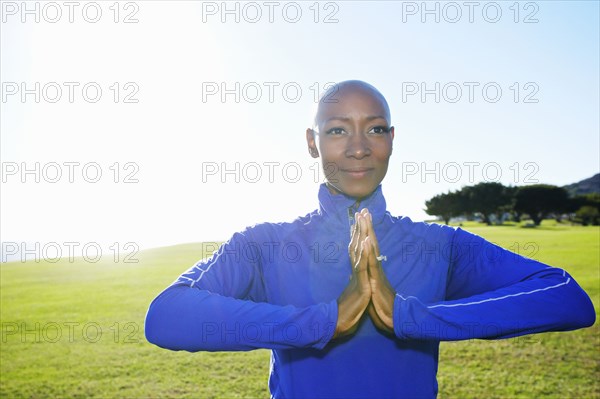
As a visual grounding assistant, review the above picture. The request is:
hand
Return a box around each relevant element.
[334,209,396,338]
[333,212,372,338]
[362,209,395,333]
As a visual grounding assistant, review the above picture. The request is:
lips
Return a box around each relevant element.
[341,167,374,178]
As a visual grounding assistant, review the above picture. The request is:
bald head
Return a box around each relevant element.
[313,80,391,130]
[305,79,395,198]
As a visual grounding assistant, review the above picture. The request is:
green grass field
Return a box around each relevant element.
[1,221,598,398]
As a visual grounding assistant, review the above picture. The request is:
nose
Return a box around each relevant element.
[345,131,371,159]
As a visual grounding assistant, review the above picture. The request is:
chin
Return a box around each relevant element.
[337,181,378,199]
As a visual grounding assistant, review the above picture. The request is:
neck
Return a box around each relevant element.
[325,182,342,196]
[325,182,364,207]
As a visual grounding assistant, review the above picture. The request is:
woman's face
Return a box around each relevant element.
[307,85,394,199]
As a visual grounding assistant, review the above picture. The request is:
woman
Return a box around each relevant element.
[145,80,595,398]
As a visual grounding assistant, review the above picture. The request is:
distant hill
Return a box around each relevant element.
[563,173,600,197]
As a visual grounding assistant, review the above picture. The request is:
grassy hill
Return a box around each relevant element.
[1,222,598,398]
[563,173,600,196]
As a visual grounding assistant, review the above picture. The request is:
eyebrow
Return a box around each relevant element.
[322,115,388,124]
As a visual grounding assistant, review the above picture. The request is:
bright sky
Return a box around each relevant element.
[1,1,599,262]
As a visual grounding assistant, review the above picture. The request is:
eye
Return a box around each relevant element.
[369,126,390,135]
[325,127,346,135]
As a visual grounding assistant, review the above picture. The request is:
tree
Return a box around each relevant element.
[501,185,519,223]
[576,206,600,226]
[574,193,600,225]
[425,191,463,225]
[462,182,513,225]
[513,185,570,226]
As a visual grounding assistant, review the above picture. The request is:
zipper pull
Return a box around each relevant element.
[348,203,359,236]
[348,207,355,238]
[348,207,355,225]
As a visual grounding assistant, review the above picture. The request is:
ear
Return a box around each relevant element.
[306,128,319,158]
[389,126,395,154]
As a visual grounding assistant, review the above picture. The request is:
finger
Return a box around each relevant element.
[362,236,372,265]
[353,213,363,257]
[366,236,378,273]
[360,211,368,239]
[355,238,369,273]
[364,211,381,257]
[360,208,371,228]
[355,213,366,255]
[348,212,358,259]
[351,213,366,269]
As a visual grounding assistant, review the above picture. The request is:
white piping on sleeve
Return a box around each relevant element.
[426,278,571,309]
[396,270,571,309]
[188,257,220,287]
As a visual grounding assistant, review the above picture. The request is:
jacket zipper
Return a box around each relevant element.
[348,202,359,237]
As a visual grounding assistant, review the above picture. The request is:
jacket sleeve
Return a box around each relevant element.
[394,227,596,341]
[144,227,338,352]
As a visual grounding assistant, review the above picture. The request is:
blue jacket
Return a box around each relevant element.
[145,183,595,398]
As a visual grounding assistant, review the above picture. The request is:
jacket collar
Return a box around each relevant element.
[317,183,388,228]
